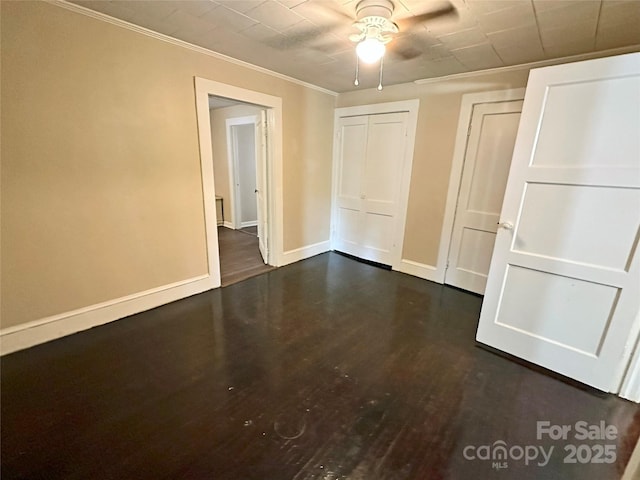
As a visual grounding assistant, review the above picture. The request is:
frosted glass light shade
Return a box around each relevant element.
[356,38,385,64]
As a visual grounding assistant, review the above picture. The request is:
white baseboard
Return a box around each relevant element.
[223,221,234,229]
[396,259,443,283]
[240,221,258,228]
[0,274,216,355]
[280,240,331,266]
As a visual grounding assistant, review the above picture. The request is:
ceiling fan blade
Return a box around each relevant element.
[396,3,458,31]
[387,37,422,61]
[265,24,338,50]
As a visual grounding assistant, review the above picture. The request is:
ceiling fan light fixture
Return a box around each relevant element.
[356,37,385,64]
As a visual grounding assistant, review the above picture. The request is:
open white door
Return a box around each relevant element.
[477,53,640,392]
[445,100,522,294]
[255,110,268,264]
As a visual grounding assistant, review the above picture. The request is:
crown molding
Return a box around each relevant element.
[414,45,640,85]
[46,0,339,97]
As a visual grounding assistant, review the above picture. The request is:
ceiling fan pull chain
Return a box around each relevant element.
[354,54,360,86]
[378,56,384,91]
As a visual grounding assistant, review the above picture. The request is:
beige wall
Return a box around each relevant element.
[1,1,335,329]
[336,70,530,267]
[209,104,262,227]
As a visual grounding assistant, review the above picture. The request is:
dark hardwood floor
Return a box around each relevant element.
[1,253,638,479]
[218,226,274,286]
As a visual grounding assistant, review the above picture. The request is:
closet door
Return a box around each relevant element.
[334,112,408,265]
[359,112,408,265]
[445,100,522,294]
[334,116,368,259]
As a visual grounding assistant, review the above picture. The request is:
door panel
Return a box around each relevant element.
[446,100,523,294]
[339,123,367,199]
[496,266,619,355]
[532,76,639,168]
[364,116,405,205]
[514,184,640,269]
[477,53,640,392]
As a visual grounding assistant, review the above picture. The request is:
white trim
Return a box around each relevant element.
[0,275,213,355]
[195,77,284,269]
[223,221,235,230]
[225,115,258,230]
[396,259,440,283]
[333,101,419,118]
[48,0,338,97]
[240,221,258,228]
[281,241,331,266]
[331,99,420,271]
[414,45,640,85]
[434,88,526,285]
[619,310,640,402]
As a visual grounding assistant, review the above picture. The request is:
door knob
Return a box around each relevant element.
[497,221,514,230]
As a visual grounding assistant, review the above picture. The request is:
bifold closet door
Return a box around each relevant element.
[334,112,408,265]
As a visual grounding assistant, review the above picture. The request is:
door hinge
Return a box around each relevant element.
[467,123,472,137]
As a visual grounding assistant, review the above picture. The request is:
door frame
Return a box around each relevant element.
[225,115,259,230]
[435,88,525,284]
[194,77,283,288]
[330,99,420,271]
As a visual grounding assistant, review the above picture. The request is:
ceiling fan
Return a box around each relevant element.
[267,1,457,89]
[349,0,457,63]
[346,0,457,89]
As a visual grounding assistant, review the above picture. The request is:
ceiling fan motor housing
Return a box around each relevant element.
[353,0,399,42]
[355,0,394,21]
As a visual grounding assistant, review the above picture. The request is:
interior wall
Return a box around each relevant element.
[209,104,262,227]
[1,1,335,330]
[336,70,531,267]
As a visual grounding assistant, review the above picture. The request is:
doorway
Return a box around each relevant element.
[444,99,523,295]
[227,117,258,230]
[209,99,269,285]
[194,78,283,288]
[435,88,525,290]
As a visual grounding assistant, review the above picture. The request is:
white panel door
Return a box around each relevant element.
[446,100,522,294]
[334,115,368,258]
[255,110,268,264]
[334,112,408,265]
[477,53,640,392]
[360,112,408,265]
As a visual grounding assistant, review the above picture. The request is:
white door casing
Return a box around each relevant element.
[194,77,283,278]
[476,53,640,393]
[445,100,523,294]
[256,110,268,264]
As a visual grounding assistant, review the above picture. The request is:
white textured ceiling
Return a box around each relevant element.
[72,0,640,92]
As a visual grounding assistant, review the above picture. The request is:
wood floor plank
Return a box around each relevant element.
[1,253,638,479]
[218,226,274,286]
